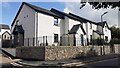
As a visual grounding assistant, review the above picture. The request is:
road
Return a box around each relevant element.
[82,58,120,68]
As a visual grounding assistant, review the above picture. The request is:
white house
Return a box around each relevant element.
[11,2,63,46]
[68,13,111,44]
[51,9,87,46]
[11,2,111,47]
[0,24,11,48]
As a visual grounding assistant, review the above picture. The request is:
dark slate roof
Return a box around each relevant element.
[97,21,106,27]
[24,2,64,19]
[51,8,97,24]
[69,13,97,24]
[2,31,11,36]
[51,8,85,22]
[97,21,110,29]
[13,25,24,34]
[11,2,64,26]
[0,24,10,29]
[68,24,86,35]
[93,30,104,35]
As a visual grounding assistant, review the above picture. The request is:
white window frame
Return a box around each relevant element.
[54,18,58,26]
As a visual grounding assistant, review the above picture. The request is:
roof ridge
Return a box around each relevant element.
[11,2,64,26]
[23,2,50,12]
[69,13,97,24]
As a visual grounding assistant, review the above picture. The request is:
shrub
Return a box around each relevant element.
[91,38,106,45]
[110,38,120,44]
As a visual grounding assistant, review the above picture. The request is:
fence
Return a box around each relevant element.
[2,39,14,48]
[24,36,54,46]
[23,36,87,47]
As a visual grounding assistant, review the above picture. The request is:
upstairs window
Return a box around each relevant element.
[4,35,6,39]
[105,26,107,31]
[105,36,108,42]
[90,23,92,29]
[90,35,92,42]
[54,34,58,43]
[54,18,58,26]
[7,37,9,39]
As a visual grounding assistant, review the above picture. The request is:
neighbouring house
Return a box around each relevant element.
[0,24,11,48]
[51,9,87,46]
[11,2,111,47]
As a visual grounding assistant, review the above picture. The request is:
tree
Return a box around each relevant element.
[110,26,120,39]
[110,26,120,44]
[80,2,120,11]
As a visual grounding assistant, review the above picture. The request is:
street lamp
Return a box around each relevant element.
[100,11,108,55]
[101,11,108,22]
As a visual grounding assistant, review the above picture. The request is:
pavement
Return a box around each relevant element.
[1,48,16,57]
[14,54,119,67]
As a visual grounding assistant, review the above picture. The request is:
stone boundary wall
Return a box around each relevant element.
[16,46,45,60]
[114,44,120,54]
[16,45,120,60]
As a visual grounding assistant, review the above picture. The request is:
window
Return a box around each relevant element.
[4,35,6,39]
[54,34,58,43]
[105,26,107,31]
[105,36,108,42]
[7,37,9,39]
[90,35,92,42]
[0,29,1,32]
[54,18,58,26]
[81,34,84,46]
[90,23,92,29]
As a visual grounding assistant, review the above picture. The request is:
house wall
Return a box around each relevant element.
[64,16,69,34]
[60,19,65,36]
[37,13,61,46]
[76,27,86,46]
[11,4,36,39]
[86,22,97,42]
[59,16,69,46]
[103,24,111,42]
[97,25,103,33]
[68,19,80,30]
[61,17,87,46]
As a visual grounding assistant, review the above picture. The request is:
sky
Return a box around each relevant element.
[0,1,119,27]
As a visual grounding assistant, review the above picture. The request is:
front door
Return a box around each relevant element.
[81,34,84,46]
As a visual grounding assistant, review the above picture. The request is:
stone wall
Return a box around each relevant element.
[45,46,82,60]
[114,44,120,54]
[16,45,120,60]
[16,46,45,60]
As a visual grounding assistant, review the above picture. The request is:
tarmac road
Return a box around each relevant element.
[82,58,120,68]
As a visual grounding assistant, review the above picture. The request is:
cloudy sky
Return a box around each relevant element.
[0,1,119,27]
[64,2,118,27]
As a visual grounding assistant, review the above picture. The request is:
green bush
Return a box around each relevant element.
[90,38,109,45]
[110,38,120,44]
